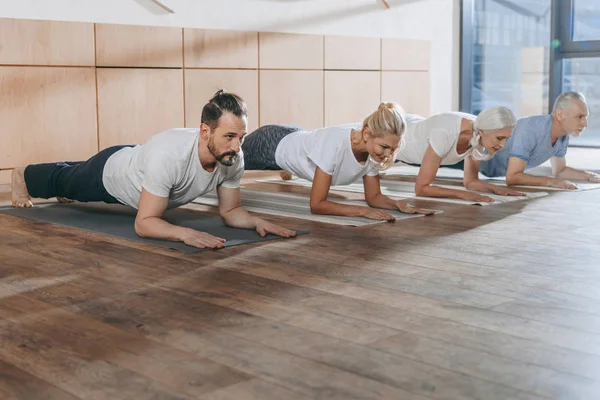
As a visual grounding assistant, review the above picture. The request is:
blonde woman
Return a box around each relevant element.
[242,103,434,221]
[395,106,525,202]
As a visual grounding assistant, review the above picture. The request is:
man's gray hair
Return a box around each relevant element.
[551,91,587,116]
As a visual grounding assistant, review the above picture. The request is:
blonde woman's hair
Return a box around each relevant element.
[361,102,407,170]
[470,106,517,160]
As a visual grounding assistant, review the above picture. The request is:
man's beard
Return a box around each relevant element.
[208,137,238,166]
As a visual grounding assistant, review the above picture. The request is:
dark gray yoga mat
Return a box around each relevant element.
[0,202,307,253]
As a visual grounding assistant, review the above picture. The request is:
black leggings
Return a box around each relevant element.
[242,124,304,170]
[24,145,133,203]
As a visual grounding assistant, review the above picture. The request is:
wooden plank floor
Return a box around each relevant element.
[1,155,600,400]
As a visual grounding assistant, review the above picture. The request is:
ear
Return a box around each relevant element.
[200,123,211,140]
[555,108,565,122]
[362,127,371,142]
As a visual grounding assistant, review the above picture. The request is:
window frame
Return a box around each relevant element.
[460,0,600,114]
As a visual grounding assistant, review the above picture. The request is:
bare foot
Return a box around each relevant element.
[279,170,293,181]
[57,197,75,203]
[11,167,33,208]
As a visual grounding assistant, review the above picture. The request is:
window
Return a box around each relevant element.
[461,0,552,117]
[461,0,600,147]
[573,0,600,41]
[562,58,600,145]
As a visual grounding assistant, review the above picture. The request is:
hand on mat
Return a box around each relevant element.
[462,192,494,203]
[255,219,297,238]
[362,208,396,222]
[396,202,436,215]
[548,178,578,190]
[492,186,526,197]
[586,173,600,183]
[181,228,226,249]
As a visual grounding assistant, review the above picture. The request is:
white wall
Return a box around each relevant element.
[0,0,460,114]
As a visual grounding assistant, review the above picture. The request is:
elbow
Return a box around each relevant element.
[414,185,427,197]
[134,219,147,238]
[505,174,518,186]
[365,196,378,208]
[310,201,324,215]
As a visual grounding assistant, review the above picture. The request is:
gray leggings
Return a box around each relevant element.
[242,124,304,170]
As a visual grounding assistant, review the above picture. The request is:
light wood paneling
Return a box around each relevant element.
[0,170,11,185]
[324,71,381,126]
[185,69,259,132]
[382,71,430,116]
[97,69,184,149]
[95,23,183,67]
[0,18,94,66]
[259,32,323,70]
[381,38,430,71]
[184,29,258,69]
[0,66,97,169]
[324,36,380,71]
[260,70,323,129]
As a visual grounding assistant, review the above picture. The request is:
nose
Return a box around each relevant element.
[582,117,588,128]
[232,138,242,153]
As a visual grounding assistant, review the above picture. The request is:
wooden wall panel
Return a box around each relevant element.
[382,38,430,71]
[260,70,324,129]
[0,66,98,169]
[185,69,259,132]
[259,32,323,70]
[95,23,183,67]
[382,71,430,116]
[184,29,258,69]
[97,69,184,149]
[324,71,381,126]
[0,170,12,185]
[324,36,380,70]
[0,18,94,66]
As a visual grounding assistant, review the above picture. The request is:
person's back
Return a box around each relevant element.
[397,111,475,165]
[103,128,243,209]
[274,123,379,185]
[479,114,567,177]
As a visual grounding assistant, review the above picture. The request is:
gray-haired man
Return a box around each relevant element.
[480,91,599,189]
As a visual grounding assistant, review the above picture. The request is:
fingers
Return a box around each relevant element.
[194,233,226,249]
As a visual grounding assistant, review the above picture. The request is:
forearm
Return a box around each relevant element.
[311,200,367,217]
[464,179,497,193]
[220,206,258,229]
[416,184,471,200]
[506,172,550,187]
[366,193,397,210]
[555,167,592,181]
[135,216,187,241]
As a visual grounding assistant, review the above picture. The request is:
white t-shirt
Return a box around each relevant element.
[274,123,379,185]
[397,112,476,165]
[102,128,244,209]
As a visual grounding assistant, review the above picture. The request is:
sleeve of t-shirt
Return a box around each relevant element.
[367,167,379,177]
[429,128,455,159]
[218,151,244,189]
[306,140,340,176]
[141,151,179,198]
[508,121,537,162]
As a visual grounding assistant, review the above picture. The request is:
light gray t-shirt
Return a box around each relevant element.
[102,128,244,209]
[397,112,476,166]
[274,123,379,185]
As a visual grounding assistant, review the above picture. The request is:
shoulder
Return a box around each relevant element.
[515,115,550,132]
